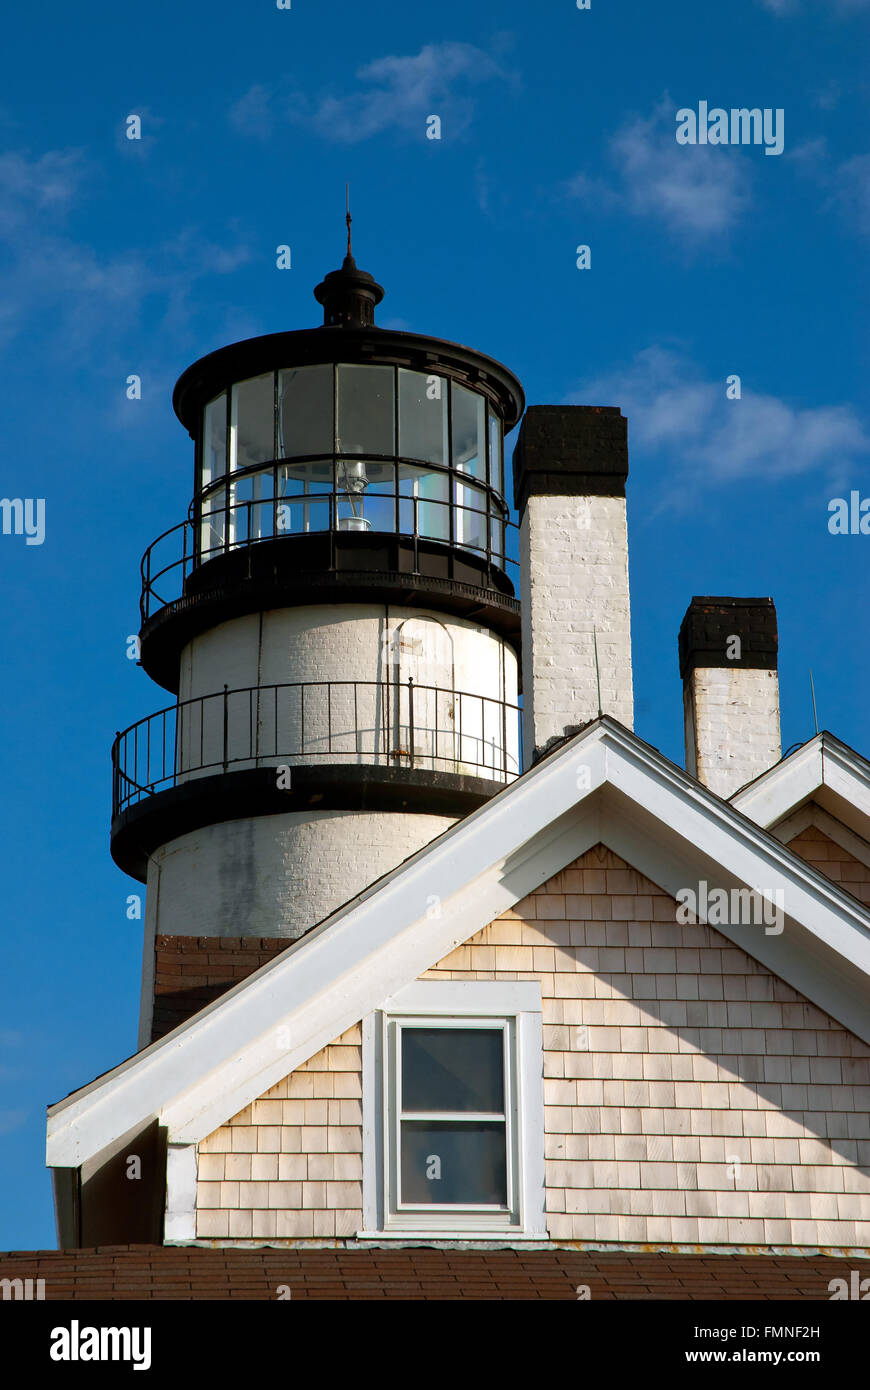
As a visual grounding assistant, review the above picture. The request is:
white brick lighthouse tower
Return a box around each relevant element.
[111,237,525,1039]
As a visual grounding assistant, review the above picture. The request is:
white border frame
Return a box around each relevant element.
[360,980,546,1241]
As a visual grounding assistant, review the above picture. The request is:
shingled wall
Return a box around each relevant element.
[193,843,870,1250]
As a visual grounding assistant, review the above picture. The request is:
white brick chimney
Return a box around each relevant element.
[679,596,781,798]
[513,406,633,760]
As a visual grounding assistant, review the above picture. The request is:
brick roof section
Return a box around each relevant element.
[1,1246,866,1300]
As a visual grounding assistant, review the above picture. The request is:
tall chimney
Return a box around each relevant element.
[679,596,781,798]
[513,405,633,759]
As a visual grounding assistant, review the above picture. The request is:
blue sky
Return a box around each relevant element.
[0,0,868,1248]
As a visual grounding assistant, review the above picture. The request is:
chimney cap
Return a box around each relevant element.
[512,405,628,514]
[679,596,778,680]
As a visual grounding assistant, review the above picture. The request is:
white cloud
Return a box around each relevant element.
[228,84,273,141]
[0,1109,27,1135]
[790,137,870,237]
[0,148,85,233]
[828,153,870,235]
[564,103,751,242]
[569,346,869,491]
[760,0,868,11]
[0,148,250,360]
[230,42,511,144]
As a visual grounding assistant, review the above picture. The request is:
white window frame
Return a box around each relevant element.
[359,981,546,1240]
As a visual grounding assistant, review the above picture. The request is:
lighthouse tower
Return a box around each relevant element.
[111,231,525,1042]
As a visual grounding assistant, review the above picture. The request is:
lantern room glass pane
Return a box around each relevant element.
[398,464,449,543]
[451,383,486,480]
[202,393,227,487]
[230,470,273,542]
[488,409,503,495]
[277,459,333,495]
[336,364,395,456]
[277,459,332,534]
[199,484,226,557]
[398,369,447,465]
[455,479,487,553]
[336,460,396,533]
[279,365,334,458]
[231,374,274,471]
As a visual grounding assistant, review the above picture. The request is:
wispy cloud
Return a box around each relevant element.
[563,102,751,242]
[759,0,868,12]
[0,147,251,362]
[229,42,512,144]
[568,346,869,497]
[0,148,86,233]
[0,1109,28,1136]
[790,137,870,237]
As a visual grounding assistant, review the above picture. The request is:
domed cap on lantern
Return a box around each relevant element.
[313,199,385,328]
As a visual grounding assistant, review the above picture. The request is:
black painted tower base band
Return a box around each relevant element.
[110,763,507,881]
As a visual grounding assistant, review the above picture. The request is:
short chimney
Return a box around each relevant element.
[513,405,633,759]
[679,596,780,797]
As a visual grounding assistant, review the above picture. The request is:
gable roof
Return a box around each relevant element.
[47,717,870,1169]
[731,732,870,845]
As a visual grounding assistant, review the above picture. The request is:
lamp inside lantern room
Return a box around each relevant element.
[337,458,371,530]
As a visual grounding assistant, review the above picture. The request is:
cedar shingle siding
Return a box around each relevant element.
[195,843,870,1249]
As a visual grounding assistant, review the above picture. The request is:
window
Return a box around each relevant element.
[278,365,333,458]
[394,1023,509,1207]
[451,383,486,480]
[398,369,448,465]
[202,392,227,486]
[230,374,274,471]
[488,408,503,495]
[361,981,545,1238]
[336,364,395,456]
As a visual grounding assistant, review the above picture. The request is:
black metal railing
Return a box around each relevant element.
[139,489,520,623]
[112,679,523,816]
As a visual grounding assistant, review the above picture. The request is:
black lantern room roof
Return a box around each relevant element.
[172,249,524,435]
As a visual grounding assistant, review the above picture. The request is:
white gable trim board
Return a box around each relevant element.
[732,732,870,846]
[46,718,870,1173]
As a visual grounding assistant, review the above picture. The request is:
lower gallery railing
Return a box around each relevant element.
[113,679,522,816]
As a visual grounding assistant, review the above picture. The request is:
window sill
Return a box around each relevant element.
[356,1228,545,1242]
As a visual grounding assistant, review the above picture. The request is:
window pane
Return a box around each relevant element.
[399,369,447,465]
[336,364,395,456]
[336,460,396,534]
[452,384,485,479]
[277,460,331,534]
[231,471,273,542]
[231,374,274,470]
[455,480,487,553]
[199,484,226,556]
[398,465,450,542]
[202,393,227,487]
[401,1120,507,1205]
[397,464,448,501]
[279,365,334,458]
[277,460,333,495]
[488,409,503,495]
[402,1027,504,1113]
